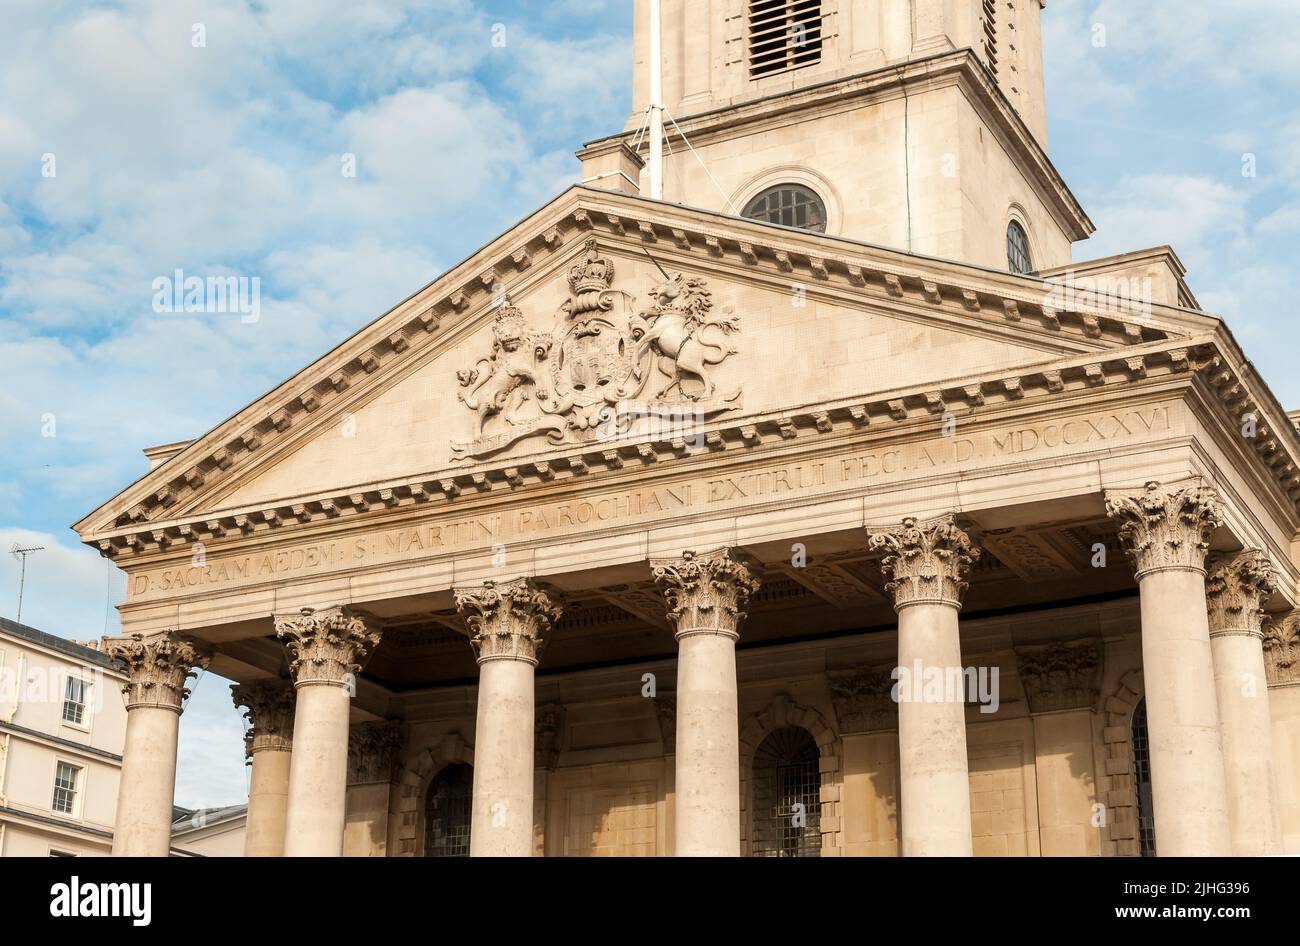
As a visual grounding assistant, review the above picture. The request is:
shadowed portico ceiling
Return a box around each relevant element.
[339,518,1133,690]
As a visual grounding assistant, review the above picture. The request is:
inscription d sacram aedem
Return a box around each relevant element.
[125,405,1173,602]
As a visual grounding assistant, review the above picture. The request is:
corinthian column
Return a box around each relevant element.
[868,516,978,857]
[104,632,210,857]
[1106,481,1231,856]
[650,548,761,857]
[231,680,295,857]
[1205,550,1283,855]
[454,578,562,857]
[276,606,381,857]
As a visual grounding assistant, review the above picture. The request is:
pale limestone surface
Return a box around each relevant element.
[71,1,1300,857]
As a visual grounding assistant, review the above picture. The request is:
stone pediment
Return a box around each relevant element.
[78,185,1283,560]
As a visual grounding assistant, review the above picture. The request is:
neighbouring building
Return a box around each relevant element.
[0,618,127,856]
[77,1,1300,857]
[172,804,248,857]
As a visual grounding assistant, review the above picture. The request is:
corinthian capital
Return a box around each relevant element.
[104,632,211,712]
[1205,550,1276,639]
[1263,616,1300,687]
[275,606,382,687]
[347,721,403,785]
[1104,481,1223,578]
[453,578,563,665]
[650,548,762,641]
[868,515,979,610]
[231,680,295,757]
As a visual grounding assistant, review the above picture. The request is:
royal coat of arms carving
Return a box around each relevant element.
[452,240,741,460]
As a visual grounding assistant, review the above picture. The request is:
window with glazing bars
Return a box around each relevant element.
[1132,698,1156,857]
[748,0,823,79]
[751,727,821,857]
[52,762,80,815]
[424,763,473,857]
[62,676,87,725]
[1006,220,1031,274]
[742,185,827,232]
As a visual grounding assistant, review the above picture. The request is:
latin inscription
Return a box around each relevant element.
[127,405,1174,602]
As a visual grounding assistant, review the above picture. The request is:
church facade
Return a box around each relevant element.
[77,0,1300,857]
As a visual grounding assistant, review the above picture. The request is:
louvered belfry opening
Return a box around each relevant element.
[748,0,824,79]
[751,727,822,857]
[981,0,998,76]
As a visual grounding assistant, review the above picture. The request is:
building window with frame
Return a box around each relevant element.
[62,676,88,725]
[742,184,828,232]
[748,0,823,79]
[424,763,473,857]
[1006,219,1032,274]
[52,761,81,816]
[1132,698,1156,857]
[750,726,822,857]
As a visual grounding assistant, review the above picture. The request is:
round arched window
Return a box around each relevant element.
[1006,219,1032,274]
[1131,699,1156,857]
[424,763,472,857]
[750,726,822,857]
[742,184,827,232]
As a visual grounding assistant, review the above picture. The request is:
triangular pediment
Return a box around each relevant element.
[76,185,1211,549]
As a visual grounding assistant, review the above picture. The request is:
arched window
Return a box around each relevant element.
[1006,219,1032,274]
[742,184,827,232]
[1131,699,1156,857]
[750,727,821,857]
[424,763,472,857]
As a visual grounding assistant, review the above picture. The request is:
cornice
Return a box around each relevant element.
[91,338,1225,565]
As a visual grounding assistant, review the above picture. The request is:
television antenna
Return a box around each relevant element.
[10,544,44,625]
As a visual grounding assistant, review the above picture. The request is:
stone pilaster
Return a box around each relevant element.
[868,516,978,856]
[347,721,403,786]
[1263,616,1300,687]
[1205,550,1283,855]
[1105,481,1231,856]
[827,667,897,733]
[276,606,383,857]
[454,578,562,857]
[868,515,979,610]
[650,548,761,857]
[1014,639,1102,715]
[103,632,210,857]
[534,704,565,771]
[231,679,295,857]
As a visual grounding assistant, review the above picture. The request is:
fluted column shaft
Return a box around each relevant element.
[1107,481,1231,856]
[870,516,978,857]
[232,680,295,857]
[1206,551,1283,855]
[651,548,761,857]
[104,632,210,857]
[276,606,381,857]
[455,579,562,857]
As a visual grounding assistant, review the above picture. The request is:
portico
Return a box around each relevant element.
[75,0,1300,858]
[82,207,1300,856]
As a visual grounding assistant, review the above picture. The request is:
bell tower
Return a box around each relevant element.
[578,0,1092,273]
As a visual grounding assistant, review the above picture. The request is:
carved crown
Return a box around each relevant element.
[491,306,527,345]
[567,239,615,296]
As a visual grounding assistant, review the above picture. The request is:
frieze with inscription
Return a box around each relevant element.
[125,403,1178,604]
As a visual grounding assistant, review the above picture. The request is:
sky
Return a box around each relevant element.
[0,0,1296,807]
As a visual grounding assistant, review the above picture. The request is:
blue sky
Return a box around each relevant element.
[1,0,1296,806]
